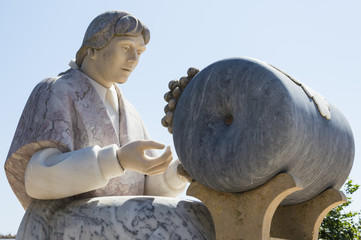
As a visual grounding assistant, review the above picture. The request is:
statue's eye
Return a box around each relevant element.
[122,45,130,51]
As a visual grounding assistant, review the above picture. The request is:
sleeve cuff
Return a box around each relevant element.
[164,160,188,191]
[97,144,125,179]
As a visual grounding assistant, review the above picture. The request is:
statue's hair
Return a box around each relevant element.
[114,15,150,44]
[75,11,150,67]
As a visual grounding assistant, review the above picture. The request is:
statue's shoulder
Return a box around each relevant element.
[31,69,90,99]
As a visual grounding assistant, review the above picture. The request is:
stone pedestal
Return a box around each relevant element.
[271,188,346,240]
[187,173,346,240]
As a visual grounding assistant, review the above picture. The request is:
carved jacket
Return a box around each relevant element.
[5,69,147,209]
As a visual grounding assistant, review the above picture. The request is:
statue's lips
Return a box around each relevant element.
[121,68,131,72]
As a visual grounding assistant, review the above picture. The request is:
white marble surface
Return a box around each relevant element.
[16,196,215,240]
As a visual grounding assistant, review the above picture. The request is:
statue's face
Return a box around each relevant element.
[92,35,146,86]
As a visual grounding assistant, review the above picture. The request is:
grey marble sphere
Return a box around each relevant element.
[173,58,354,205]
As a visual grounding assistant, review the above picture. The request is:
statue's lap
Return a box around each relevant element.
[16,196,215,240]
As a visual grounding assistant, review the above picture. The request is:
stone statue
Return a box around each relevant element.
[5,11,215,240]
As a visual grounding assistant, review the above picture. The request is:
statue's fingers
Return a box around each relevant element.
[146,168,166,176]
[144,149,172,169]
[145,156,173,175]
[139,140,166,150]
[158,146,172,159]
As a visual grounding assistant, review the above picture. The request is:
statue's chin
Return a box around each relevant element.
[119,81,127,85]
[115,77,128,85]
[116,73,132,84]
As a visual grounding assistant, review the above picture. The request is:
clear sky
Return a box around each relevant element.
[1,0,360,234]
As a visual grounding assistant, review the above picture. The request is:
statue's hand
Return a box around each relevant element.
[116,140,173,175]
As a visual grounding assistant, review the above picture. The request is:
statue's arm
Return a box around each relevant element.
[24,139,177,199]
[136,121,188,197]
[144,159,188,197]
[25,144,122,199]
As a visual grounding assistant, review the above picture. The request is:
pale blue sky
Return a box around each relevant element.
[1,0,360,234]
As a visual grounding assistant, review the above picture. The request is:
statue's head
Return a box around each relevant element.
[76,11,150,67]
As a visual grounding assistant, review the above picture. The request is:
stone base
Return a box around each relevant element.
[16,196,215,240]
[187,173,346,240]
[271,188,346,240]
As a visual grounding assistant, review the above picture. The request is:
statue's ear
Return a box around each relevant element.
[87,48,96,58]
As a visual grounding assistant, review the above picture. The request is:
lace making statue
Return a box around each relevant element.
[5,10,214,240]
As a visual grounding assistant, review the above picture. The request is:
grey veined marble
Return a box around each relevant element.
[173,57,354,205]
[16,196,215,240]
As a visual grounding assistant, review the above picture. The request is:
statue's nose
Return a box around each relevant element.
[128,50,139,63]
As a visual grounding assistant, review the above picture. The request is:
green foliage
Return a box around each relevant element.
[319,180,361,240]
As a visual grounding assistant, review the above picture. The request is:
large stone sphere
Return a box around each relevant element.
[173,58,354,205]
